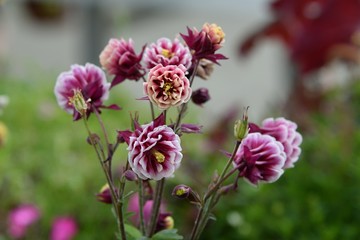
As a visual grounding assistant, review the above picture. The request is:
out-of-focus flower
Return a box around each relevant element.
[118,114,182,180]
[202,23,225,50]
[0,121,8,147]
[239,0,360,75]
[143,37,192,70]
[144,64,191,110]
[196,59,214,80]
[233,133,286,185]
[99,38,145,88]
[191,88,210,106]
[250,117,302,169]
[96,183,115,204]
[0,95,9,115]
[7,204,41,239]
[172,184,191,199]
[180,24,227,64]
[128,193,173,233]
[54,63,112,121]
[50,216,78,240]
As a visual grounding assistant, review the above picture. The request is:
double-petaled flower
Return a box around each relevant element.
[144,64,191,110]
[118,114,182,181]
[99,38,145,88]
[143,37,192,70]
[54,63,112,121]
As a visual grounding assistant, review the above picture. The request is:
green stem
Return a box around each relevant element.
[138,180,146,235]
[147,178,165,237]
[142,76,155,120]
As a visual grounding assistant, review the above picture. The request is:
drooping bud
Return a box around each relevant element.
[86,133,100,145]
[163,216,174,229]
[124,170,138,181]
[172,184,191,199]
[96,184,114,204]
[234,107,249,141]
[196,59,214,80]
[192,88,210,106]
[68,89,88,116]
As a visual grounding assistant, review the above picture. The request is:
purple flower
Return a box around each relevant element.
[143,37,192,70]
[50,216,78,240]
[7,204,41,239]
[144,64,192,110]
[251,117,302,169]
[118,114,182,180]
[234,133,286,185]
[99,38,145,87]
[54,63,111,121]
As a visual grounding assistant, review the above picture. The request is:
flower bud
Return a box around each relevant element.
[86,133,100,145]
[124,170,138,181]
[96,184,113,204]
[192,88,210,106]
[196,59,214,80]
[234,107,249,141]
[172,184,191,199]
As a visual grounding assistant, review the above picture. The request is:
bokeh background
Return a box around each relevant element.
[1,0,360,239]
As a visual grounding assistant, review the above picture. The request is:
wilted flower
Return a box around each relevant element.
[196,59,214,80]
[7,204,41,239]
[118,114,182,180]
[128,193,174,233]
[202,23,225,50]
[191,88,210,106]
[144,64,191,110]
[143,37,192,70]
[99,38,145,87]
[251,117,302,169]
[50,216,78,240]
[54,63,111,121]
[233,133,286,185]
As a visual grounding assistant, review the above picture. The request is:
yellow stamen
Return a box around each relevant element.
[161,49,174,59]
[152,149,165,163]
[68,89,88,116]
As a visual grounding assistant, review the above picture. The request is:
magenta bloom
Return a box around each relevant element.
[7,204,41,239]
[118,114,182,180]
[143,37,192,70]
[251,117,302,169]
[99,38,145,87]
[234,133,286,185]
[50,216,78,240]
[144,64,191,110]
[54,63,111,120]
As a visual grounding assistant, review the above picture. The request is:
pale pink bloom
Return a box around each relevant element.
[99,38,145,87]
[54,63,110,120]
[50,216,78,240]
[259,117,302,169]
[7,204,40,239]
[143,37,192,70]
[118,114,182,180]
[233,133,286,185]
[144,64,191,110]
[202,23,225,50]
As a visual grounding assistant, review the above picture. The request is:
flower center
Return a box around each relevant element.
[161,49,174,59]
[68,89,89,116]
[163,82,173,96]
[151,149,165,163]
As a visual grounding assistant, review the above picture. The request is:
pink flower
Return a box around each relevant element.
[251,117,302,169]
[50,216,78,240]
[118,114,182,180]
[99,38,145,87]
[234,133,286,185]
[202,23,225,50]
[54,63,111,121]
[7,204,41,239]
[128,194,173,232]
[144,64,191,110]
[143,37,192,70]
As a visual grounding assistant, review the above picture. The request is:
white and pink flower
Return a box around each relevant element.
[144,64,191,110]
[143,37,192,70]
[118,114,182,181]
[54,63,110,120]
[234,133,286,185]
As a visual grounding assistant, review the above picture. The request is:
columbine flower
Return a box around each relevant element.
[233,133,286,185]
[251,117,303,169]
[50,216,78,240]
[143,37,192,70]
[7,204,41,239]
[118,114,182,180]
[144,64,191,110]
[96,183,114,204]
[128,193,174,233]
[99,38,145,87]
[54,63,111,121]
[202,23,225,50]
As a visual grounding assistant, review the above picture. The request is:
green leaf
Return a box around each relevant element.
[151,229,183,240]
[124,224,143,240]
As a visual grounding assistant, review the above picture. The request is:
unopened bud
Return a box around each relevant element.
[124,170,137,181]
[234,107,249,141]
[192,88,210,106]
[172,184,191,199]
[96,183,115,204]
[86,133,100,145]
[164,216,174,229]
[68,89,88,116]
